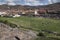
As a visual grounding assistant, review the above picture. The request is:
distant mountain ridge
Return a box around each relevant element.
[0,2,60,11]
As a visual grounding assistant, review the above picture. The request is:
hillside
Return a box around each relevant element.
[0,16,60,32]
[0,16,60,40]
[0,3,60,40]
[44,2,60,11]
[0,23,37,40]
[0,3,60,11]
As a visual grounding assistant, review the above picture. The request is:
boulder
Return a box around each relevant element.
[0,23,37,40]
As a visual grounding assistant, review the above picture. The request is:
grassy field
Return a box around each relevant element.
[0,16,60,40]
[0,16,60,32]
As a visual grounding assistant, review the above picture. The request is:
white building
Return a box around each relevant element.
[12,14,21,18]
[0,12,7,17]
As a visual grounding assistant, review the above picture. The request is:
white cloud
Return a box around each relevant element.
[5,0,16,5]
[24,0,45,6]
[48,0,52,4]
[0,0,60,6]
[6,0,14,2]
[32,1,43,5]
[25,0,34,2]
[52,0,58,3]
[8,2,16,5]
[48,0,60,4]
[0,2,6,5]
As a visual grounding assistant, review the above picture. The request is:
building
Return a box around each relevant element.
[0,11,7,17]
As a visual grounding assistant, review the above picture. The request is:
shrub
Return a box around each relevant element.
[37,32,45,37]
[0,20,8,24]
[4,20,9,24]
[9,23,17,28]
[0,19,18,28]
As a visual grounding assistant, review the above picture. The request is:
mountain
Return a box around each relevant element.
[0,2,60,11]
[44,2,60,10]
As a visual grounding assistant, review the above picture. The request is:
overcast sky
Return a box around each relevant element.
[0,0,60,6]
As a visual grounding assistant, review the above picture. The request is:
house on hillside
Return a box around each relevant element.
[0,11,7,17]
[12,14,21,18]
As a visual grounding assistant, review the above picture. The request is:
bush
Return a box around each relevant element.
[0,20,8,24]
[0,19,18,28]
[4,20,9,24]
[37,32,45,37]
[9,23,17,28]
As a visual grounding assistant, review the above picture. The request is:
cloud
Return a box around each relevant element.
[24,0,46,5]
[5,0,16,5]
[48,0,52,4]
[52,0,60,3]
[0,0,60,5]
[0,0,48,5]
[48,0,60,4]
[0,2,5,5]
[7,2,16,5]
[6,0,14,2]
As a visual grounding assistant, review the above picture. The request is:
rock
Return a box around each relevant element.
[0,23,37,40]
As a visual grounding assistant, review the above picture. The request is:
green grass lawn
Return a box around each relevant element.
[0,16,60,32]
